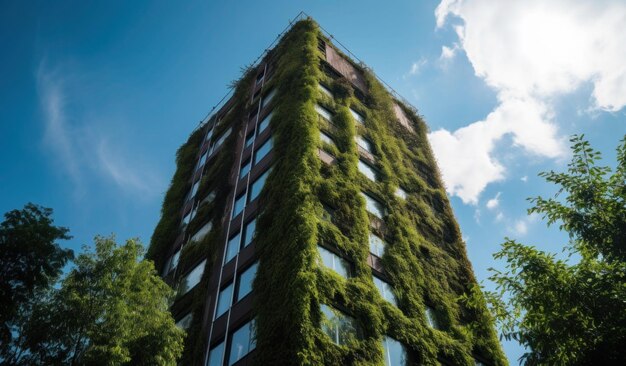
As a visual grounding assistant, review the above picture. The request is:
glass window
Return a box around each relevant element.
[355,136,373,153]
[163,248,181,275]
[315,104,333,121]
[358,160,377,181]
[228,320,256,365]
[196,151,207,171]
[258,112,272,135]
[320,131,334,145]
[243,218,257,247]
[245,132,255,148]
[205,127,214,142]
[207,341,225,366]
[361,192,384,219]
[254,138,273,165]
[178,259,206,296]
[240,160,251,178]
[425,306,440,329]
[395,187,407,200]
[215,283,233,319]
[181,211,191,227]
[350,108,365,124]
[475,361,486,366]
[318,246,350,279]
[232,193,246,218]
[383,336,408,366]
[261,89,276,108]
[249,168,271,202]
[373,275,397,306]
[320,304,359,346]
[318,83,333,98]
[201,191,216,206]
[211,128,232,154]
[190,221,212,244]
[255,71,265,85]
[225,233,241,264]
[176,312,193,330]
[369,233,386,257]
[236,262,258,301]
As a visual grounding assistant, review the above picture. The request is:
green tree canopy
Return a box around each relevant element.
[0,203,72,348]
[486,135,626,365]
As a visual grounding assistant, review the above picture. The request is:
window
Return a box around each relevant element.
[228,320,256,365]
[382,336,408,366]
[245,132,255,148]
[373,275,397,306]
[236,262,258,301]
[320,131,334,145]
[361,192,385,219]
[232,194,246,218]
[176,313,193,330]
[178,259,206,296]
[211,128,232,154]
[258,112,272,135]
[261,89,276,108]
[254,137,273,165]
[181,211,191,227]
[215,283,233,319]
[207,341,225,366]
[196,151,207,171]
[425,306,440,329]
[318,246,350,279]
[249,168,271,202]
[318,83,333,98]
[225,232,241,264]
[255,70,265,85]
[475,361,486,366]
[243,218,257,247]
[350,108,365,124]
[356,136,373,153]
[369,233,386,257]
[315,104,333,121]
[395,187,407,200]
[358,160,377,181]
[190,221,212,244]
[240,160,251,178]
[163,248,181,275]
[205,127,214,142]
[201,191,216,206]
[320,305,359,345]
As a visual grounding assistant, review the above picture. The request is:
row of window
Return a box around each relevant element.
[232,168,271,219]
[207,319,256,366]
[215,261,259,319]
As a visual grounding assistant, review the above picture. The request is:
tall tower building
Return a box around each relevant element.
[148,16,505,366]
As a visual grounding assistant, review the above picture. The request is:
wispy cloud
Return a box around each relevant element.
[404,57,428,78]
[430,0,626,204]
[36,59,163,199]
[486,192,501,210]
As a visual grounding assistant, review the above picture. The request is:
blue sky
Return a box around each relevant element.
[1,0,625,363]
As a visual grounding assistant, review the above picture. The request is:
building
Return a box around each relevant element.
[148,16,506,366]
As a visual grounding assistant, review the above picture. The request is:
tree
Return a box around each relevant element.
[0,203,73,352]
[486,135,626,365]
[22,236,186,365]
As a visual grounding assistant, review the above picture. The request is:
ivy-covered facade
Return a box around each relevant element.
[148,18,506,366]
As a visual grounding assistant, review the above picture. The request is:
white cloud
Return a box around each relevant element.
[513,220,528,235]
[431,0,626,204]
[407,57,427,77]
[486,192,501,210]
[521,176,528,182]
[508,213,539,236]
[495,212,504,222]
[439,44,460,63]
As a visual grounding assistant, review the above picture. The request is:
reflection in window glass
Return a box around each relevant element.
[358,160,377,181]
[240,160,251,178]
[236,262,258,301]
[320,304,359,345]
[261,89,276,108]
[350,108,365,124]
[196,151,207,171]
[395,187,407,200]
[315,104,333,121]
[245,132,255,148]
[373,275,397,306]
[383,336,408,366]
[254,138,273,165]
[228,320,256,365]
[211,128,232,154]
[318,83,333,98]
[175,312,193,330]
[320,131,334,145]
[258,112,272,135]
[249,169,271,202]
[318,246,350,279]
[182,212,191,227]
[425,306,440,329]
[190,222,212,244]
[356,136,373,153]
[163,248,181,275]
[207,341,225,366]
[225,233,241,264]
[205,127,214,142]
[369,233,386,257]
[361,192,384,218]
[232,194,246,218]
[215,283,233,319]
[244,218,257,247]
[177,259,206,296]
